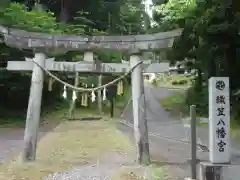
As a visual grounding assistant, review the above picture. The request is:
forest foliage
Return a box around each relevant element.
[153,0,240,119]
[0,0,147,121]
[2,0,240,123]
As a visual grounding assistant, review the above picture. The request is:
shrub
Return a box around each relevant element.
[151,79,157,86]
[171,80,178,85]
[178,79,188,85]
[171,79,188,85]
[185,86,208,116]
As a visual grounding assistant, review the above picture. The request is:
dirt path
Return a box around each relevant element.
[121,84,240,180]
[0,121,60,163]
[121,84,209,179]
[0,128,24,163]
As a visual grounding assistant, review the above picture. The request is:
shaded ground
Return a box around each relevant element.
[0,108,105,164]
[0,128,23,163]
[0,120,60,163]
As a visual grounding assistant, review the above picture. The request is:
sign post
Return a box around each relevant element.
[209,77,230,163]
[199,77,231,180]
[190,105,197,180]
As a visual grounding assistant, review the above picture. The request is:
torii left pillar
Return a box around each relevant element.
[130,49,150,164]
[23,53,46,161]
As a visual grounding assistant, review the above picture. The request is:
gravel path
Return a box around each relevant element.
[3,84,240,179]
[121,84,240,179]
[44,152,152,180]
[121,84,207,179]
[0,128,24,163]
[0,121,154,179]
[0,122,59,163]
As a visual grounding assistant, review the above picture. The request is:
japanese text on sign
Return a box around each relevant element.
[215,80,227,152]
[209,77,230,163]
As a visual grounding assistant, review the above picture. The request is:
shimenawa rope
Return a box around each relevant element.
[32,59,143,92]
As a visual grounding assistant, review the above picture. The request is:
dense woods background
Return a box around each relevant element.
[152,0,240,120]
[0,0,148,122]
[1,0,240,123]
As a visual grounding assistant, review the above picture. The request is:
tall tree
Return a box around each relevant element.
[153,0,240,116]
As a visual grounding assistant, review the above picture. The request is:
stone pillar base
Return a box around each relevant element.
[199,161,240,180]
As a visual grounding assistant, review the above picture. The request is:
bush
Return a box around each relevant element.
[160,86,208,117]
[171,79,188,85]
[185,86,208,116]
[171,80,178,85]
[151,79,157,86]
[178,79,188,85]
[160,91,189,116]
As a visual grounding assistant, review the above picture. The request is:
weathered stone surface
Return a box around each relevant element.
[200,161,240,180]
[0,25,182,51]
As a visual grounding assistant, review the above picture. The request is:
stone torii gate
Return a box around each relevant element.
[0,25,181,164]
[7,58,170,118]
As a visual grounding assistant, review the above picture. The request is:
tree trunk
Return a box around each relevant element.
[60,8,70,23]
[208,58,216,79]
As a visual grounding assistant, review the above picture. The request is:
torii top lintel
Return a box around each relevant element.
[0,25,182,52]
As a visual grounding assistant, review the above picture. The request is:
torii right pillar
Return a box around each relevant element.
[130,49,150,165]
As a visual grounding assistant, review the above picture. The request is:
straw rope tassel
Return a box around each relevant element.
[91,84,96,102]
[72,90,77,101]
[48,77,53,91]
[91,91,96,102]
[81,84,86,106]
[81,91,84,106]
[84,84,88,106]
[103,87,106,101]
[81,84,84,106]
[117,80,124,95]
[62,85,67,99]
[119,80,124,95]
[117,81,121,95]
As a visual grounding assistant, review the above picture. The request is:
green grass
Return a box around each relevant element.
[160,91,189,118]
[0,117,25,128]
[111,164,166,180]
[160,92,240,140]
[155,75,192,89]
[0,101,69,128]
[149,165,168,180]
[231,122,240,139]
[199,120,240,139]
